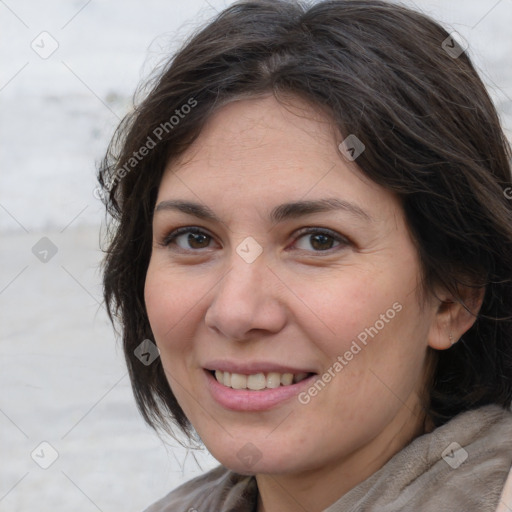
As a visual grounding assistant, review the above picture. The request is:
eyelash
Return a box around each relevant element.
[159,226,350,254]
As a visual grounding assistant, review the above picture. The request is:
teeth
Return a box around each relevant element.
[247,373,266,390]
[293,372,309,383]
[213,370,310,390]
[230,373,247,389]
[280,373,293,385]
[266,372,281,389]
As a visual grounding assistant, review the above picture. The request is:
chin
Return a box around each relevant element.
[206,438,303,476]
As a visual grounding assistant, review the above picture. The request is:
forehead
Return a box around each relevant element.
[157,94,397,223]
[170,95,338,173]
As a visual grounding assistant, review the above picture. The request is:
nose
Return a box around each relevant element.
[204,250,287,341]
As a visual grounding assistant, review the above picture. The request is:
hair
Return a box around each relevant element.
[98,0,512,438]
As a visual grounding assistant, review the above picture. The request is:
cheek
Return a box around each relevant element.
[299,265,426,382]
[292,268,388,342]
[144,263,200,349]
[144,268,170,339]
[144,264,201,402]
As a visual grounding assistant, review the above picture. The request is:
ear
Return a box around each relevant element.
[427,284,485,350]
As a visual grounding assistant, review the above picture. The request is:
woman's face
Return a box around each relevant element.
[144,95,442,478]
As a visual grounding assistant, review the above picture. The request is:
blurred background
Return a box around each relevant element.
[1,0,511,510]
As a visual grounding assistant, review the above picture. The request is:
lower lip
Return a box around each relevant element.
[204,370,317,411]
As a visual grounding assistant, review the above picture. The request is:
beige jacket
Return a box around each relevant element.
[144,404,512,512]
[497,468,512,512]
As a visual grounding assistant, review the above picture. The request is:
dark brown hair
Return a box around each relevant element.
[98,0,512,437]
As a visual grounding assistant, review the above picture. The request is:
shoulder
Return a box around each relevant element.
[406,404,512,511]
[142,464,257,512]
[337,404,512,512]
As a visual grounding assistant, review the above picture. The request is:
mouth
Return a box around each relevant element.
[208,369,315,391]
[204,368,318,411]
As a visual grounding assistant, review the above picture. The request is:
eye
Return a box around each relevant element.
[161,227,215,251]
[160,226,350,254]
[292,228,349,252]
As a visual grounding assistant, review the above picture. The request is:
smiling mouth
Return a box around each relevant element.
[209,369,315,391]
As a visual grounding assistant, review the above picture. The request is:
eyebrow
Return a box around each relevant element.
[154,198,373,224]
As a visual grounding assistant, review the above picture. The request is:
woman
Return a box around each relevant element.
[97,1,512,510]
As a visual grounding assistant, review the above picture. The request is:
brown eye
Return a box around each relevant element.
[293,228,349,252]
[182,232,211,249]
[162,227,214,250]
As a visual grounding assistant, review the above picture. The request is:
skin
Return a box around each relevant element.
[144,94,481,512]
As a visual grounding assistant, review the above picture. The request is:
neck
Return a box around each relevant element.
[255,401,427,512]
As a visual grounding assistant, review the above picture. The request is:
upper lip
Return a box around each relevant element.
[203,360,317,375]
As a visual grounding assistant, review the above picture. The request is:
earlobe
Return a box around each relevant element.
[427,285,485,351]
